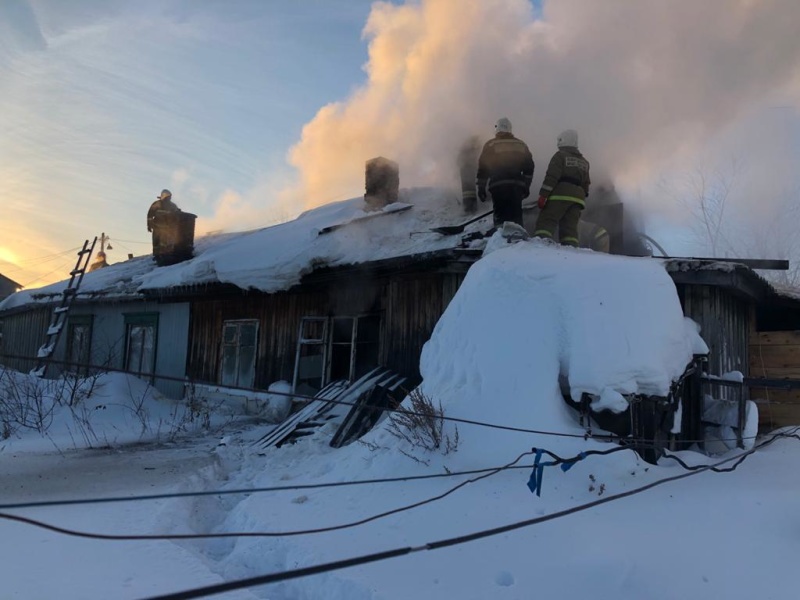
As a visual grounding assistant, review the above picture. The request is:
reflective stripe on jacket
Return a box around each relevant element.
[539,147,590,206]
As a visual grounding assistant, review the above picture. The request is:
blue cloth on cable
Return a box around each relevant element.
[527,449,586,497]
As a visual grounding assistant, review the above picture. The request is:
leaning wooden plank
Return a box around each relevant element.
[256,367,386,449]
[347,375,407,442]
[330,372,407,448]
[254,380,348,448]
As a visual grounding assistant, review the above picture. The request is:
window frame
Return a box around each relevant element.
[218,319,259,389]
[66,315,93,376]
[292,313,382,394]
[123,313,159,380]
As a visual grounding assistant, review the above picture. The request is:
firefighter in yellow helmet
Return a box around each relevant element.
[533,129,590,246]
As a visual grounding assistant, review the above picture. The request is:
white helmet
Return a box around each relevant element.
[495,117,513,134]
[557,129,578,148]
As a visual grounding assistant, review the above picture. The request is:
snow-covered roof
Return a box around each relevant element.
[660,256,794,304]
[0,188,483,311]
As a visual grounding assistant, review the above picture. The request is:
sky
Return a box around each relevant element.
[6,239,796,599]
[2,0,800,289]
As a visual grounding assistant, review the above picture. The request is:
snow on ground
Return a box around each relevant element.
[0,371,243,454]
[2,241,799,600]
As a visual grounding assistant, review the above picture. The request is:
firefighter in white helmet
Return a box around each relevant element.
[147,189,181,257]
[533,129,591,246]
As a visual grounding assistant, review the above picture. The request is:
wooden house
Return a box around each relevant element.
[2,190,799,441]
[0,273,22,301]
[665,259,800,432]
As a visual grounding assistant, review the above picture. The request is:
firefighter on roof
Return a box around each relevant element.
[476,118,534,228]
[147,189,181,256]
[533,129,591,246]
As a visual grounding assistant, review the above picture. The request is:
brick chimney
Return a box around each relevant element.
[364,157,399,211]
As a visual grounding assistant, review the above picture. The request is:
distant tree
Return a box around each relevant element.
[675,159,741,258]
[672,159,800,289]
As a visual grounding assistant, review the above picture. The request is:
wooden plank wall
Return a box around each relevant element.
[187,271,465,391]
[681,284,750,401]
[384,273,463,381]
[749,330,800,430]
[0,307,51,373]
[189,290,332,389]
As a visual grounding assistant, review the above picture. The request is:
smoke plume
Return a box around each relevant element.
[282,0,800,214]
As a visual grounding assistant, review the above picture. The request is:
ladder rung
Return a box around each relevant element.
[70,269,84,276]
[77,248,92,256]
[62,288,77,296]
[54,307,70,313]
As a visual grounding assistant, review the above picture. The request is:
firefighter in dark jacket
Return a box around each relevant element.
[147,189,181,255]
[533,129,590,246]
[476,118,534,227]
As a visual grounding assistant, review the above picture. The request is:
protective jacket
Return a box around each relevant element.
[476,133,534,196]
[147,198,180,232]
[539,147,590,206]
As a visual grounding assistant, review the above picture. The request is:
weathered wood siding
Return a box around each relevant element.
[384,273,464,379]
[749,330,800,430]
[188,291,330,389]
[680,284,750,401]
[187,272,465,389]
[0,306,51,373]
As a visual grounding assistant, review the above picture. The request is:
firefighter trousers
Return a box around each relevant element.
[490,184,525,227]
[533,199,583,246]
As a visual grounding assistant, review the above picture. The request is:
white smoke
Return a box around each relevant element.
[281,0,800,218]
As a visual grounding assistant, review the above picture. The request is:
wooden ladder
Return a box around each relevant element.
[31,238,97,377]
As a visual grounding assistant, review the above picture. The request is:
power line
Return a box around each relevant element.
[20,258,79,288]
[0,350,760,446]
[0,463,535,511]
[1,431,785,544]
[112,238,152,245]
[0,247,84,275]
[0,439,754,514]
[137,428,800,600]
[0,450,538,541]
[13,246,83,265]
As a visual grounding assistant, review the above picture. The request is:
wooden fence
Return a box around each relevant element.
[749,331,800,430]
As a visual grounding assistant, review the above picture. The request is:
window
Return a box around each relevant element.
[219,320,258,388]
[294,317,328,397]
[124,313,158,377]
[66,315,93,375]
[293,314,381,395]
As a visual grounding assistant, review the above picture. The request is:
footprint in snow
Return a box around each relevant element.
[495,571,515,587]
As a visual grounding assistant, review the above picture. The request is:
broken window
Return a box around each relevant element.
[219,320,258,388]
[124,313,158,378]
[292,314,381,395]
[66,315,93,376]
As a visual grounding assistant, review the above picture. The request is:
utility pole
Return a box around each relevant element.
[99,232,112,254]
[89,233,112,272]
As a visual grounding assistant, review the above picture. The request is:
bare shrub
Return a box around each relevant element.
[387,388,459,460]
[0,365,58,435]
